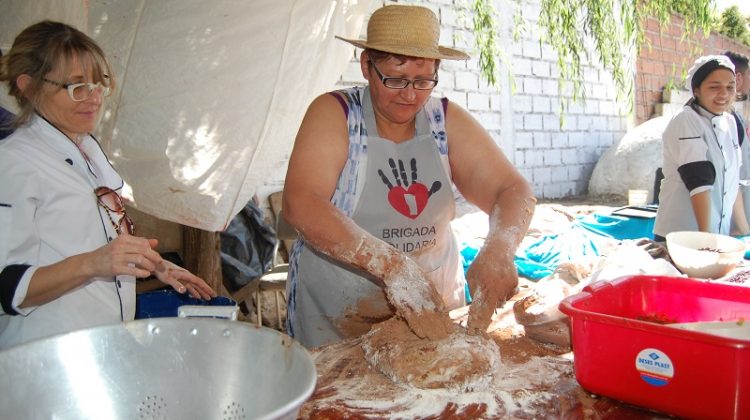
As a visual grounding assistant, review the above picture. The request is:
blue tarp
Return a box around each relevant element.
[577,213,655,241]
[513,221,614,279]
[460,212,655,282]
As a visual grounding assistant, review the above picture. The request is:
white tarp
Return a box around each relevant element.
[1,0,371,231]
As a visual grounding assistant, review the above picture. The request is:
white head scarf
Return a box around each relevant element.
[686,55,735,91]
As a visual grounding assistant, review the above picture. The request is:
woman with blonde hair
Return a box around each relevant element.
[0,21,215,349]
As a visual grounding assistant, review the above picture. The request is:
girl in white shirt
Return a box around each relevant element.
[654,55,750,240]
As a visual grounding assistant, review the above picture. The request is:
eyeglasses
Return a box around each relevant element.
[43,78,112,102]
[95,186,135,235]
[368,60,438,90]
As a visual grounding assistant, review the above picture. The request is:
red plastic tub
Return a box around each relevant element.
[559,275,750,419]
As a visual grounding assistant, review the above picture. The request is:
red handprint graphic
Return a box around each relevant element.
[378,158,441,219]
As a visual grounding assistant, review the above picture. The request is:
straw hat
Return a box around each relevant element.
[336,5,469,61]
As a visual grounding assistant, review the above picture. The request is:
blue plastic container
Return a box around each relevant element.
[135,289,236,319]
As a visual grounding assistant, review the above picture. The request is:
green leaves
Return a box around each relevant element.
[470,0,715,112]
[472,0,501,86]
[718,6,750,45]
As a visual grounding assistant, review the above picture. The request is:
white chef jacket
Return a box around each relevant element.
[735,110,750,225]
[654,103,741,237]
[0,115,135,350]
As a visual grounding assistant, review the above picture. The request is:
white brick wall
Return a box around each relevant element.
[514,95,533,112]
[522,41,542,59]
[542,114,559,131]
[524,114,543,130]
[567,116,583,132]
[569,164,585,180]
[514,59,533,76]
[551,132,569,146]
[533,167,552,184]
[516,132,534,148]
[533,132,551,148]
[468,92,491,111]
[522,77,543,95]
[489,93,503,111]
[542,79,558,96]
[544,149,562,166]
[334,0,628,199]
[532,96,551,113]
[568,132,586,148]
[532,61,550,77]
[561,149,579,165]
[478,112,502,130]
[526,149,545,166]
[552,166,568,182]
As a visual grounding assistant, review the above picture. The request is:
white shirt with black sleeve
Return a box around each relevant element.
[0,115,135,350]
[654,102,741,238]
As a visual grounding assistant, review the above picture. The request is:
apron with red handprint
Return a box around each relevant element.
[289,88,464,348]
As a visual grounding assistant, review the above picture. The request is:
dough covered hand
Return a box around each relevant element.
[352,240,453,340]
[465,252,518,335]
[382,261,455,341]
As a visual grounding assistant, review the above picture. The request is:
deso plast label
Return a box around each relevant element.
[635,348,674,387]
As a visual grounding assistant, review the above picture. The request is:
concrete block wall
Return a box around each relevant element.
[335,0,628,199]
[635,13,750,124]
[510,0,627,198]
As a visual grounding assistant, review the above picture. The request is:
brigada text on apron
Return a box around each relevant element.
[290,88,465,348]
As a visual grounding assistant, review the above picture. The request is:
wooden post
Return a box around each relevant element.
[182,226,229,297]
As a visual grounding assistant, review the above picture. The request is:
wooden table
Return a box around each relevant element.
[298,304,671,419]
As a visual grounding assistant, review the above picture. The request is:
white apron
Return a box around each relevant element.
[287,88,464,348]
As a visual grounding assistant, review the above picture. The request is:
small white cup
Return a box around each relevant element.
[628,189,648,206]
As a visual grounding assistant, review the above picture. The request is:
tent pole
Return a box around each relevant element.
[182,226,228,298]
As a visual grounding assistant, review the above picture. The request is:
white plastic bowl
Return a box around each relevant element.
[666,231,746,279]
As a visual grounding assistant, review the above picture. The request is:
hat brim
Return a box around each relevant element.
[335,36,470,60]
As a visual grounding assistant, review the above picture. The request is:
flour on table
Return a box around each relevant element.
[303,335,571,419]
[361,317,500,392]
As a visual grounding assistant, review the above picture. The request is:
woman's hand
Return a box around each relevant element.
[635,238,670,260]
[22,234,165,308]
[153,260,217,300]
[350,239,454,340]
[86,233,216,300]
[465,251,518,336]
[381,253,455,340]
[87,233,164,278]
[442,101,535,336]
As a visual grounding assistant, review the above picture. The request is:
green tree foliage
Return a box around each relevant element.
[471,0,714,111]
[472,0,501,86]
[717,6,750,46]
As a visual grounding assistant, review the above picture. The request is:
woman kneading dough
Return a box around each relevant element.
[283,4,535,358]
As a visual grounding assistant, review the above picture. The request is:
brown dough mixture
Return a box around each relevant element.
[300,301,666,419]
[334,291,394,339]
[361,317,501,391]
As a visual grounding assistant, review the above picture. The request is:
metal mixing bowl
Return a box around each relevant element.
[0,318,316,419]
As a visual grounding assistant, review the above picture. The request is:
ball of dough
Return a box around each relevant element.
[361,317,501,391]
